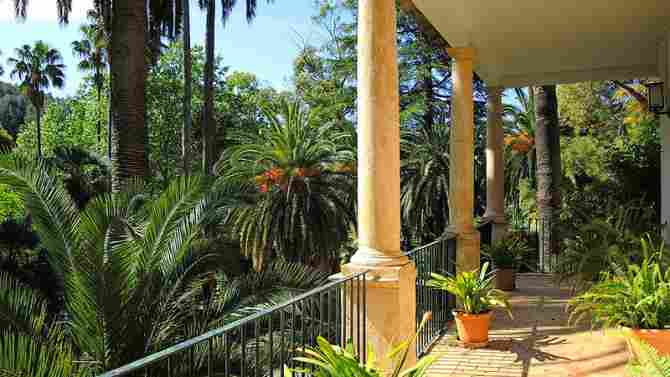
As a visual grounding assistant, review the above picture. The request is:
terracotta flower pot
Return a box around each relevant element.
[453,311,492,347]
[495,268,516,291]
[622,327,670,359]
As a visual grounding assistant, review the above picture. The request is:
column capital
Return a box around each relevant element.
[447,47,476,61]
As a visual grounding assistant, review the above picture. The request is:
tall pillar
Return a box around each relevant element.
[343,0,417,371]
[447,47,481,273]
[483,86,509,243]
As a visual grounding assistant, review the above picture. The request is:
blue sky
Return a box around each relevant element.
[0,0,321,96]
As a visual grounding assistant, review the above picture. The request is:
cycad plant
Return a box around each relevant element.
[218,99,355,271]
[0,153,213,374]
[400,125,450,245]
[0,272,82,377]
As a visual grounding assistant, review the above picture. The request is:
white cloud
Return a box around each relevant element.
[0,0,93,22]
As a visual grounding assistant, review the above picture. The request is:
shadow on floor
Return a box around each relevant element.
[426,274,629,377]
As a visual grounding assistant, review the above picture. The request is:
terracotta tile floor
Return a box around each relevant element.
[425,274,630,377]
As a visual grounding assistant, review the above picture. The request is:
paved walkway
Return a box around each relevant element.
[426,274,629,377]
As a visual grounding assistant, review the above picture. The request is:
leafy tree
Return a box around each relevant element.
[15,88,103,159]
[0,82,30,138]
[7,41,65,159]
[219,100,355,271]
[146,42,208,188]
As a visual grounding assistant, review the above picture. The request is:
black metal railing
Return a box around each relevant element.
[406,235,456,356]
[98,271,368,377]
[477,219,494,247]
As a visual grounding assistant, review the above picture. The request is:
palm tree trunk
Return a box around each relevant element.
[202,0,216,175]
[107,76,112,160]
[35,107,42,160]
[534,85,562,272]
[110,0,148,190]
[96,86,102,150]
[182,0,192,176]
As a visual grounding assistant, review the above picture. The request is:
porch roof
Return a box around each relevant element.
[411,0,670,87]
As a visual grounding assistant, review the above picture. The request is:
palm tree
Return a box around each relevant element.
[199,0,274,174]
[0,153,213,373]
[7,41,65,159]
[182,0,193,175]
[46,146,111,209]
[201,0,217,174]
[400,125,451,245]
[533,85,562,272]
[0,272,82,377]
[0,151,335,375]
[218,100,355,271]
[503,88,537,222]
[72,21,108,152]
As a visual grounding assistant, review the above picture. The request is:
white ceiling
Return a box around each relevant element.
[412,0,670,87]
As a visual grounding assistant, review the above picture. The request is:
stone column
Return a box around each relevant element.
[342,0,417,371]
[483,86,509,243]
[447,47,481,273]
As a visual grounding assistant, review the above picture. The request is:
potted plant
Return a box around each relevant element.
[427,262,512,347]
[568,239,670,359]
[482,236,532,291]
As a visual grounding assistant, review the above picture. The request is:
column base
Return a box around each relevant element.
[349,246,410,267]
[447,228,481,273]
[341,262,417,373]
[481,214,509,243]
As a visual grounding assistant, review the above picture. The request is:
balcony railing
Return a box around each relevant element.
[406,235,456,356]
[98,271,368,377]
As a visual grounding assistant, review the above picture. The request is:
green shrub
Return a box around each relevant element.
[482,235,532,270]
[568,240,670,329]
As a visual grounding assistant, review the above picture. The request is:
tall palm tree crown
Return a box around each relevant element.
[218,100,355,270]
[7,41,65,159]
[199,0,275,175]
[400,124,451,244]
[72,15,109,150]
[503,88,538,219]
